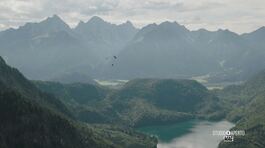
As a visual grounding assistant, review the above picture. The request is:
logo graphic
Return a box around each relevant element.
[224,131,234,142]
[212,130,245,143]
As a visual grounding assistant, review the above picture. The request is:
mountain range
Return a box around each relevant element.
[0,15,138,80]
[106,22,265,82]
[1,15,265,83]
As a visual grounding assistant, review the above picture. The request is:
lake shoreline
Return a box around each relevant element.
[137,120,234,148]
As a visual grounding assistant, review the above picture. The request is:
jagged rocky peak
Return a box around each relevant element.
[41,14,69,28]
[88,16,106,24]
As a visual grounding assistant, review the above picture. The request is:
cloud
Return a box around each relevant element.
[44,0,120,15]
[0,0,264,33]
[140,1,184,10]
[139,1,224,12]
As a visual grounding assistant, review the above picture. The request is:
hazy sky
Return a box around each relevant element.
[0,0,265,33]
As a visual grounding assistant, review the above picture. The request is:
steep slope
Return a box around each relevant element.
[0,86,157,148]
[0,55,71,117]
[217,70,265,121]
[217,70,265,148]
[0,90,111,148]
[0,56,110,148]
[0,56,158,148]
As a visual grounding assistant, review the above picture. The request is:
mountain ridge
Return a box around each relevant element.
[0,15,138,80]
[1,15,265,82]
[104,19,263,81]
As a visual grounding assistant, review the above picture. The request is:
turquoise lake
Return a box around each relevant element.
[137,120,234,148]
